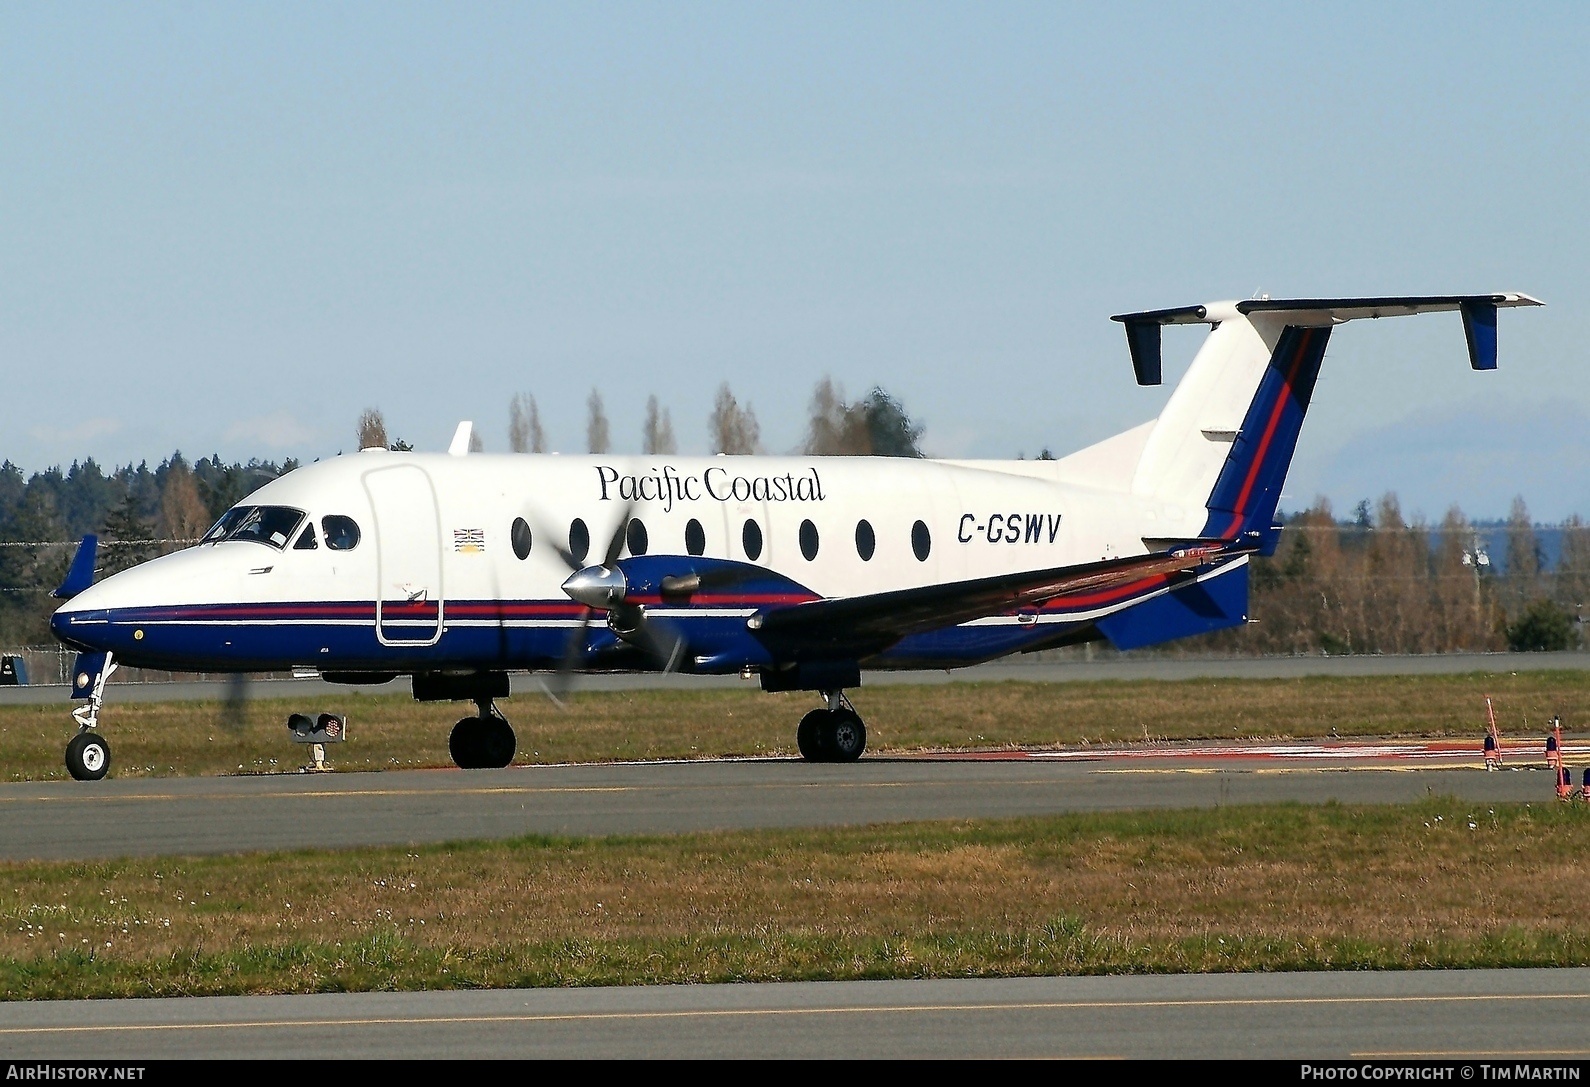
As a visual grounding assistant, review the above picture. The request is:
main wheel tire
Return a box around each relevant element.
[480,716,517,768]
[825,709,867,762]
[66,731,110,781]
[797,709,830,761]
[449,717,485,769]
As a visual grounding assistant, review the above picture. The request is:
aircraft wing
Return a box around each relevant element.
[751,542,1242,655]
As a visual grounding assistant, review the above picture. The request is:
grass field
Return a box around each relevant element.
[3,799,1589,1000]
[2,670,1588,780]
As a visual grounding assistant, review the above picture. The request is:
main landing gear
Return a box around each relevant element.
[449,697,517,770]
[796,691,867,763]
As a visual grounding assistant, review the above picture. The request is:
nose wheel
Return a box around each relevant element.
[796,691,866,762]
[449,698,517,769]
[66,731,110,781]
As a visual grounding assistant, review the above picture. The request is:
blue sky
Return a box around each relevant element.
[4,2,1586,519]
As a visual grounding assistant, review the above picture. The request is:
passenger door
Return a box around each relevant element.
[362,463,444,646]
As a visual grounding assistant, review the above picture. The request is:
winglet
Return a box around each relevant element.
[1460,301,1498,370]
[1111,305,1208,387]
[448,421,474,456]
[52,535,98,599]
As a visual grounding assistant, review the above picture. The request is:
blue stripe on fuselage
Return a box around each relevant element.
[1201,324,1331,553]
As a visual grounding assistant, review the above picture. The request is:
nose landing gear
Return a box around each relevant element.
[449,697,517,769]
[796,690,867,763]
[65,652,116,781]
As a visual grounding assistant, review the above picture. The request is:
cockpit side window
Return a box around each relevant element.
[201,508,249,544]
[293,523,319,550]
[220,506,306,550]
[322,515,362,551]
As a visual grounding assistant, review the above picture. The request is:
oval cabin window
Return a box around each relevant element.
[685,518,706,556]
[510,517,532,561]
[854,519,875,561]
[569,518,591,564]
[799,519,819,561]
[912,520,931,562]
[627,518,649,556]
[742,519,763,562]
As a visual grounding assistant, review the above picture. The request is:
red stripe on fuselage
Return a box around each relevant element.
[1220,328,1314,538]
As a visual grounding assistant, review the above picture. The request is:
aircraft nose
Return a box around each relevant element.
[50,589,109,652]
[49,604,74,642]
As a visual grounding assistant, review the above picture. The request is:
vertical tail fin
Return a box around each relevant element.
[1199,324,1331,550]
[1114,294,1541,555]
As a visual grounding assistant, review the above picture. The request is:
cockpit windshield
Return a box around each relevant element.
[201,506,306,550]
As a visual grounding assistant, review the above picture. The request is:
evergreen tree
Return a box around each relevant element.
[100,491,157,576]
[860,387,925,458]
[1506,598,1577,652]
[0,487,69,644]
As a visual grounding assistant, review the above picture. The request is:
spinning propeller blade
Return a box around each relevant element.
[519,501,635,707]
[218,672,250,733]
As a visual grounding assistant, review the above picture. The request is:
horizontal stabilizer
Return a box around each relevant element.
[1111,293,1542,384]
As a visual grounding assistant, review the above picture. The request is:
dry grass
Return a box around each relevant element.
[3,800,1589,998]
[1,669,1587,781]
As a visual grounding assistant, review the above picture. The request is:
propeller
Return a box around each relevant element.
[519,500,664,704]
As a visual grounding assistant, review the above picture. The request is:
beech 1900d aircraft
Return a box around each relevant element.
[47,293,1541,780]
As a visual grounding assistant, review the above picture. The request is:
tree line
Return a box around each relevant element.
[357,377,926,458]
[0,454,297,644]
[1190,495,1588,656]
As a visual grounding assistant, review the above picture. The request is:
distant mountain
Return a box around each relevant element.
[1289,400,1590,524]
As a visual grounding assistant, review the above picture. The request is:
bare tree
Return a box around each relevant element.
[642,395,677,455]
[509,393,547,453]
[158,458,210,550]
[1504,495,1543,611]
[802,377,924,457]
[587,389,611,454]
[357,408,389,451]
[803,377,871,455]
[468,429,484,453]
[1559,516,1590,628]
[709,383,761,455]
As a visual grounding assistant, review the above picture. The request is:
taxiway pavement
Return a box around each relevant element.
[3,968,1588,1058]
[0,744,1567,862]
